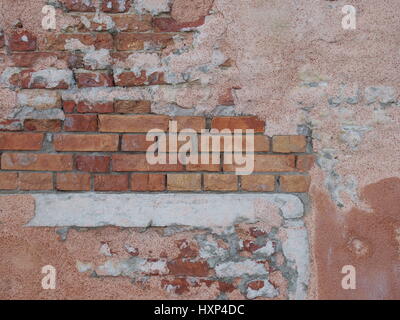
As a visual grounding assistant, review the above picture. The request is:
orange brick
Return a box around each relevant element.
[280,175,311,192]
[114,100,151,113]
[24,120,62,132]
[0,172,18,190]
[112,154,184,172]
[167,174,201,191]
[56,173,91,191]
[76,155,110,173]
[64,114,98,132]
[94,174,129,191]
[186,154,221,172]
[121,135,154,151]
[99,115,169,132]
[19,172,53,190]
[174,116,206,133]
[272,136,307,153]
[0,133,43,150]
[241,175,275,192]
[204,174,237,191]
[296,155,315,172]
[202,135,270,152]
[211,117,265,133]
[77,102,114,113]
[131,174,165,191]
[1,153,73,171]
[54,134,119,151]
[223,155,296,172]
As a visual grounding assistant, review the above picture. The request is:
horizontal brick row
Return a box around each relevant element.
[0,172,311,193]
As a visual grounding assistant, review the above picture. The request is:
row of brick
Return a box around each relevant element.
[0,172,310,193]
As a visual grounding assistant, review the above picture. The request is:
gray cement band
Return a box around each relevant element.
[28,193,304,228]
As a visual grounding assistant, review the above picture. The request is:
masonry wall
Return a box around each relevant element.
[0,0,399,300]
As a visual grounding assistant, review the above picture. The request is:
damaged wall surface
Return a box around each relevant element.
[0,0,399,300]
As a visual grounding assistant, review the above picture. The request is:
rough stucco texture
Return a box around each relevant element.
[0,0,399,300]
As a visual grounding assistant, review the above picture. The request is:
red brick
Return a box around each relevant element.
[167,259,209,277]
[0,172,18,190]
[272,135,307,153]
[0,31,4,48]
[99,115,169,132]
[113,154,184,172]
[114,70,165,87]
[9,30,37,51]
[167,174,201,191]
[113,15,152,32]
[212,116,265,133]
[64,114,98,132]
[296,155,315,172]
[153,17,205,32]
[9,69,71,89]
[62,0,96,12]
[56,173,91,191]
[241,175,275,192]
[224,155,296,172]
[248,280,265,290]
[24,119,62,132]
[54,134,119,151]
[77,101,114,113]
[19,172,53,191]
[174,116,206,133]
[204,174,238,191]
[9,52,69,68]
[63,100,76,113]
[43,33,113,51]
[131,174,165,191]
[102,0,130,12]
[0,133,43,150]
[1,153,73,171]
[121,135,154,151]
[76,155,110,173]
[279,175,311,192]
[115,33,173,51]
[94,174,129,191]
[218,87,235,105]
[114,100,151,113]
[76,72,114,88]
[186,155,221,172]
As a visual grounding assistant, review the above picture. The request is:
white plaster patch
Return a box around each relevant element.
[133,0,171,15]
[28,193,304,228]
[215,260,267,277]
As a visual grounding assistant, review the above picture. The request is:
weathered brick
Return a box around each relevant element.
[153,17,205,32]
[99,115,169,132]
[131,173,165,191]
[24,119,62,132]
[76,155,110,173]
[77,101,114,113]
[75,72,114,88]
[296,155,315,172]
[241,175,275,192]
[212,116,265,133]
[64,114,98,132]
[114,70,165,86]
[0,120,22,131]
[0,133,43,150]
[121,135,154,151]
[17,90,61,110]
[204,174,238,191]
[218,87,235,106]
[113,15,152,32]
[0,172,18,190]
[43,33,113,51]
[102,0,130,12]
[167,174,201,191]
[114,100,151,113]
[9,69,72,89]
[61,0,96,12]
[9,30,37,51]
[174,116,206,133]
[224,155,296,172]
[113,154,184,172]
[56,173,91,191]
[115,33,173,51]
[167,259,209,277]
[9,52,70,68]
[63,100,76,113]
[280,175,311,192]
[19,172,53,191]
[272,135,307,153]
[94,174,129,191]
[54,134,119,151]
[1,153,73,171]
[0,31,4,48]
